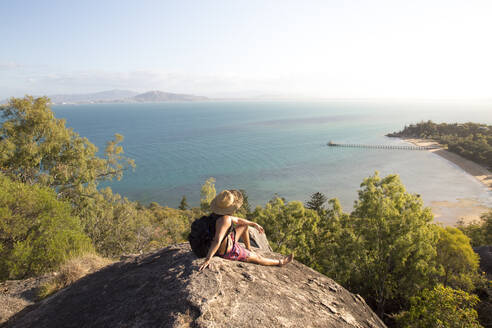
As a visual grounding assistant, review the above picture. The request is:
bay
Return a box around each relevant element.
[53,101,492,211]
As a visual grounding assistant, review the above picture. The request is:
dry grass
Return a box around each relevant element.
[37,253,113,300]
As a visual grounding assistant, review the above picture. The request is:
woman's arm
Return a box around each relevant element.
[198,216,232,271]
[230,215,264,234]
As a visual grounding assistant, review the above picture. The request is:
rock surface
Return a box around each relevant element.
[0,275,52,325]
[3,244,386,328]
[248,227,273,252]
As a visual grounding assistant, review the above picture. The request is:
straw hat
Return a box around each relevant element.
[210,190,243,215]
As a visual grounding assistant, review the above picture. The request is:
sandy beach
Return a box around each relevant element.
[403,138,491,225]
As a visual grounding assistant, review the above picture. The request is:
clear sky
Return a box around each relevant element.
[1,0,491,99]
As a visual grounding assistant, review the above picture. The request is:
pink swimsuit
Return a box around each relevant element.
[219,232,250,262]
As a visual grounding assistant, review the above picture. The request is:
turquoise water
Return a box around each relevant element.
[53,101,492,210]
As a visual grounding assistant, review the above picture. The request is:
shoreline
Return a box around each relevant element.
[402,138,491,225]
[402,138,492,191]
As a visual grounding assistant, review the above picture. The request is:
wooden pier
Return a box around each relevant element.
[327,141,440,150]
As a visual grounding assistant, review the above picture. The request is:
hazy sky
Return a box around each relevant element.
[1,0,491,99]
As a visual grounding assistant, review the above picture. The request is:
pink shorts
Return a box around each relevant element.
[219,233,250,262]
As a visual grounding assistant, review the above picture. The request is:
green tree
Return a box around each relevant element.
[395,284,483,328]
[0,174,92,280]
[435,226,480,291]
[253,198,320,265]
[0,96,171,258]
[458,210,492,247]
[178,195,189,210]
[74,187,157,257]
[345,172,437,317]
[235,189,252,218]
[314,198,359,278]
[147,204,201,245]
[200,177,216,211]
[305,192,328,216]
[0,96,134,200]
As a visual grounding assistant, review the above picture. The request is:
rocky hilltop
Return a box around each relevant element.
[133,90,208,102]
[3,240,385,328]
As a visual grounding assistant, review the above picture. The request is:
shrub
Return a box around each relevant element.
[395,284,483,328]
[0,174,93,280]
[435,226,480,291]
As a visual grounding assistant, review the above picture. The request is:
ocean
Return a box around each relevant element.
[53,101,492,211]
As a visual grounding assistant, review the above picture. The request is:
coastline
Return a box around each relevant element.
[403,138,492,191]
[402,138,491,225]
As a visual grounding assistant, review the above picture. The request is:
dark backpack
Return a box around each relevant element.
[188,214,233,258]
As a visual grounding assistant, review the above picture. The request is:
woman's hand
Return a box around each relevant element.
[254,222,264,234]
[199,258,211,271]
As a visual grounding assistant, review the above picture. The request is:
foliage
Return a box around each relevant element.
[0,96,197,259]
[147,203,202,246]
[435,226,480,291]
[0,174,92,281]
[395,284,483,328]
[73,188,204,257]
[305,192,328,216]
[323,173,437,317]
[251,173,485,325]
[200,177,216,211]
[77,188,207,256]
[351,173,437,316]
[0,95,210,261]
[314,198,358,278]
[458,210,492,247]
[236,189,252,218]
[0,96,135,200]
[253,198,320,266]
[178,195,189,210]
[388,121,492,168]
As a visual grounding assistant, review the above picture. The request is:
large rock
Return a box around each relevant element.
[0,275,52,325]
[3,244,386,328]
[248,227,273,252]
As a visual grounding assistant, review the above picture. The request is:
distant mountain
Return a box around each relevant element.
[48,90,140,104]
[133,90,208,102]
[1,90,210,105]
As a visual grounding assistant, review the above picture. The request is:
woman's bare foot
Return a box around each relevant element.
[278,254,294,267]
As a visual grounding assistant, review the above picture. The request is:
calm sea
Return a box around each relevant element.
[53,101,492,210]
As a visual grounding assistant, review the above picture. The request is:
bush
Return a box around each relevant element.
[458,210,492,247]
[253,198,320,266]
[0,174,93,280]
[395,284,483,328]
[147,203,200,246]
[337,173,437,317]
[435,226,480,291]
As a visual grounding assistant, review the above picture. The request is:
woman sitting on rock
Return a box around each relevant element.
[199,190,294,271]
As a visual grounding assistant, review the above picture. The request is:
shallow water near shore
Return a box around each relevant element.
[53,101,492,223]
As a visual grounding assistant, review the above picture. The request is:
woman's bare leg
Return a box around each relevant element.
[246,252,294,266]
[235,224,251,250]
